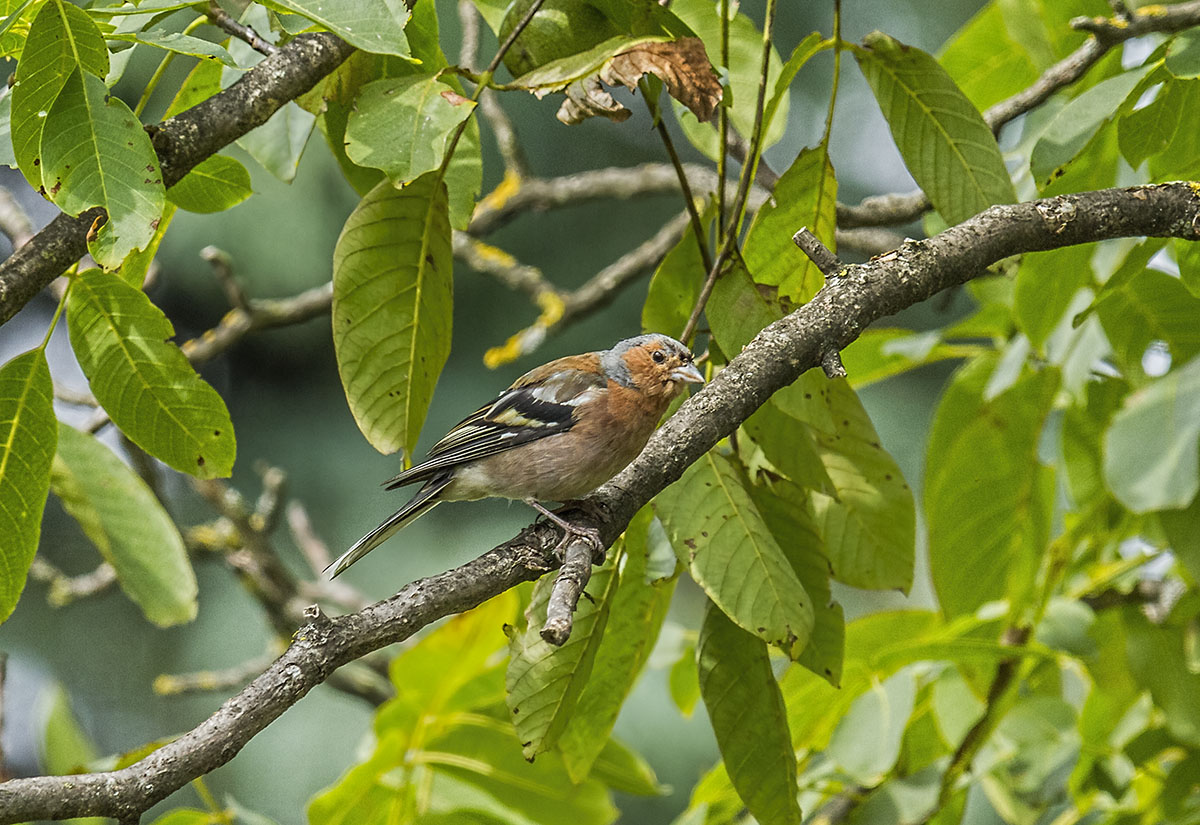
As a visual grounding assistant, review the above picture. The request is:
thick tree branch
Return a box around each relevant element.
[0,32,355,327]
[2,182,1196,823]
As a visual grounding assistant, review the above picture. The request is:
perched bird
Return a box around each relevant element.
[326,334,705,578]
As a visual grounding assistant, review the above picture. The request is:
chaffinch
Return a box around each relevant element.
[327,333,705,578]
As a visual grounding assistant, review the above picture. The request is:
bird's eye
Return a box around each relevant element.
[652,350,666,363]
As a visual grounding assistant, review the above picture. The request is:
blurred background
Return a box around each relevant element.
[0,0,988,820]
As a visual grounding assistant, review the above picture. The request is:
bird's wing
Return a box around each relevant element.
[383,364,607,490]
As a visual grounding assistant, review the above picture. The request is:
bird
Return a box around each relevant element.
[326,333,705,578]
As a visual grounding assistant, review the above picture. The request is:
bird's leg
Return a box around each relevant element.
[525,498,605,563]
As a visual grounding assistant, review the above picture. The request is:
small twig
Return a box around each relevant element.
[458,0,531,178]
[654,115,714,274]
[206,1,279,56]
[835,227,907,258]
[53,382,98,407]
[453,233,557,302]
[28,558,118,606]
[200,246,249,312]
[251,463,287,535]
[820,349,846,379]
[181,281,332,365]
[0,187,34,250]
[287,502,372,612]
[793,227,844,275]
[154,648,281,697]
[540,539,595,645]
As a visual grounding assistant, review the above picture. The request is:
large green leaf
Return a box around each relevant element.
[260,0,410,56]
[926,359,1059,617]
[743,143,837,305]
[855,31,1016,225]
[752,481,843,686]
[346,74,477,185]
[506,565,616,760]
[1013,243,1094,351]
[781,375,915,592]
[10,0,107,191]
[40,68,165,268]
[642,221,705,339]
[112,28,237,65]
[0,349,55,624]
[166,155,252,214]
[1105,354,1200,513]
[839,328,965,388]
[1092,264,1200,373]
[67,269,236,478]
[558,508,676,781]
[742,397,834,494]
[509,35,669,91]
[698,601,802,825]
[938,3,1041,111]
[825,666,918,783]
[656,451,814,653]
[50,424,197,627]
[332,173,453,457]
[1117,77,1185,168]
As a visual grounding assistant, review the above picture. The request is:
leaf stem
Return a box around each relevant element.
[716,0,730,241]
[38,276,72,351]
[436,0,546,187]
[680,0,777,344]
[651,107,714,275]
[133,14,209,119]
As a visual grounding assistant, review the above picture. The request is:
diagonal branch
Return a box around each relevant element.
[0,32,355,327]
[2,182,1197,824]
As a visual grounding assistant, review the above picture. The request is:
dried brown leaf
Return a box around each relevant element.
[557,77,632,125]
[601,37,722,122]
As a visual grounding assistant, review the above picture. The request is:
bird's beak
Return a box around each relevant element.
[671,363,705,384]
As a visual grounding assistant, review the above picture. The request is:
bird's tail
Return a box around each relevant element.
[325,476,451,579]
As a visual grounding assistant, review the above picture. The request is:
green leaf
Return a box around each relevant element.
[839,328,964,388]
[445,108,482,232]
[118,203,174,287]
[926,359,1059,617]
[1013,243,1094,351]
[0,86,16,169]
[559,511,675,780]
[855,31,1016,225]
[1166,29,1200,78]
[115,28,237,65]
[0,348,55,624]
[938,3,1041,111]
[1148,78,1200,183]
[762,33,823,143]
[259,0,410,56]
[332,173,453,457]
[589,737,665,797]
[669,0,788,155]
[50,424,197,627]
[826,666,917,783]
[164,51,223,119]
[655,451,814,653]
[707,262,784,355]
[1161,494,1200,583]
[40,68,165,268]
[1117,79,1184,168]
[166,155,252,213]
[10,0,108,192]
[752,480,843,686]
[507,565,616,760]
[1061,376,1127,507]
[67,269,236,478]
[346,75,477,185]
[642,218,705,339]
[743,143,837,305]
[742,395,834,494]
[40,682,99,774]
[669,641,699,716]
[798,377,915,592]
[1104,354,1200,513]
[1123,609,1200,747]
[1092,264,1200,373]
[0,0,40,62]
[1029,65,1152,184]
[697,601,802,825]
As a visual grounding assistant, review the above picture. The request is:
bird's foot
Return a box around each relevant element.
[526,499,606,564]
